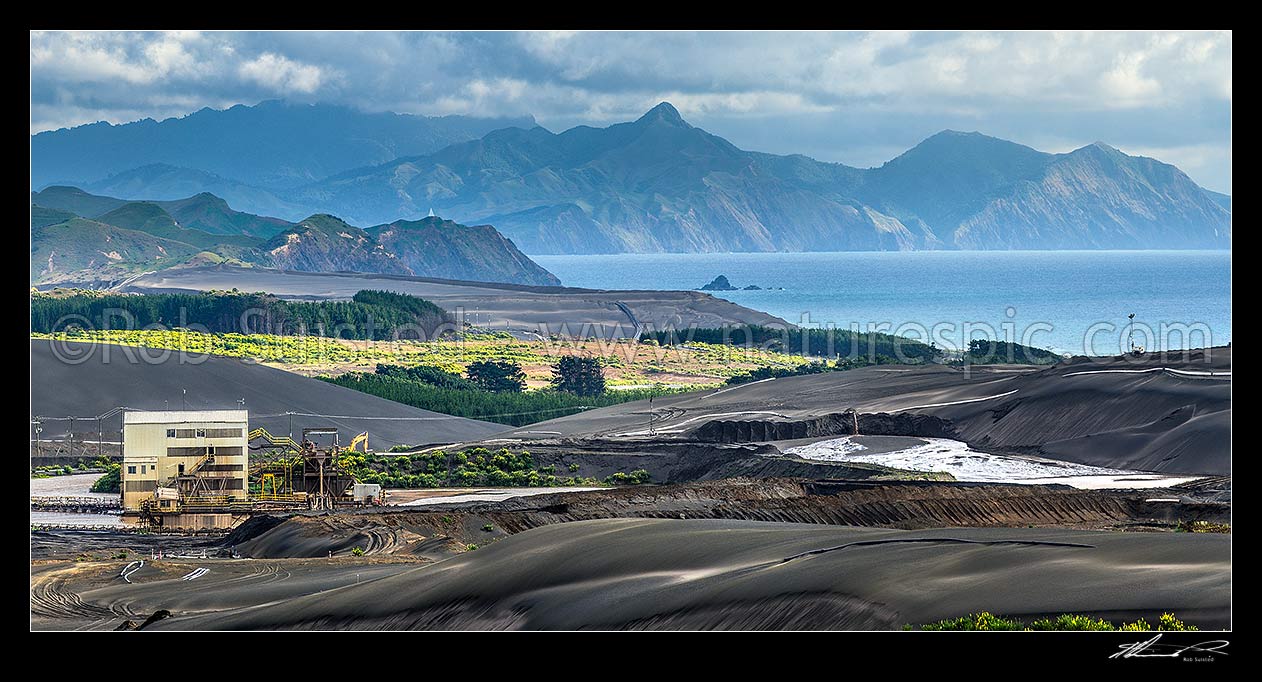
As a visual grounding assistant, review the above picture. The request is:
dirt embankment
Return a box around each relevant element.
[222,478,1230,560]
[505,352,1230,475]
[694,412,957,443]
[492,440,945,484]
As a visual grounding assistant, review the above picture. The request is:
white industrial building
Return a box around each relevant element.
[120,410,249,511]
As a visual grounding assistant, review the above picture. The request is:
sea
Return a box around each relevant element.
[533,250,1231,356]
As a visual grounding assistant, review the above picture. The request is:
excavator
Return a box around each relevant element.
[346,431,369,453]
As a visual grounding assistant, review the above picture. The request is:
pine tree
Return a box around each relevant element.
[550,356,606,396]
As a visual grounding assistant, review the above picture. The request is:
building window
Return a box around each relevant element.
[207,446,216,455]
[127,466,136,474]
[140,465,147,474]
[166,428,176,438]
[196,429,206,438]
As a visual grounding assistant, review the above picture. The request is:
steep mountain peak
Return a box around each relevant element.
[929,129,983,139]
[99,201,175,228]
[1082,141,1126,157]
[906,129,1033,154]
[636,102,687,127]
[1065,141,1128,163]
[297,214,357,232]
[383,216,448,229]
[185,192,230,207]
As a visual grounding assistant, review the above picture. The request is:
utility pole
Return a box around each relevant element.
[33,418,42,456]
[648,396,655,436]
[1127,313,1136,353]
[182,388,187,410]
[97,417,103,459]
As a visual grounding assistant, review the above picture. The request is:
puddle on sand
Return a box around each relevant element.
[785,437,1203,490]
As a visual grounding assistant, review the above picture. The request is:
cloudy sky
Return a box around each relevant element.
[30,30,1232,192]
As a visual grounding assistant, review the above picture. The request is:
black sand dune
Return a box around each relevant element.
[217,478,1230,560]
[499,349,1230,475]
[30,339,504,447]
[97,264,789,338]
[152,519,1230,630]
[31,559,420,631]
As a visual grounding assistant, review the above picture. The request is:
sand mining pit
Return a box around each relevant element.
[151,520,1231,631]
[31,475,1230,631]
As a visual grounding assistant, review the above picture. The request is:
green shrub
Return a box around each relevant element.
[350,546,365,556]
[1027,614,1116,631]
[322,373,685,426]
[919,612,1198,631]
[90,464,121,493]
[375,363,478,390]
[604,469,651,485]
[465,544,478,551]
[1175,520,1231,533]
[481,524,494,532]
[919,612,1024,631]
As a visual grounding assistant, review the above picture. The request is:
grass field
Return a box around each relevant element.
[32,329,816,388]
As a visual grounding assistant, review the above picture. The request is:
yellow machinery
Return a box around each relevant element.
[346,431,369,453]
[244,426,367,510]
[248,427,299,451]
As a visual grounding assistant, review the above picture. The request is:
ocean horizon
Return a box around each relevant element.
[533,249,1232,356]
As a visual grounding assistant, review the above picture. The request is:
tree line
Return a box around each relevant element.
[325,356,660,426]
[322,373,673,426]
[639,325,941,362]
[31,289,452,340]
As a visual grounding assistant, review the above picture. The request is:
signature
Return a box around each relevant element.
[1110,634,1230,660]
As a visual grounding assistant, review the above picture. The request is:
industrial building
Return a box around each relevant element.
[115,409,381,530]
[121,410,249,512]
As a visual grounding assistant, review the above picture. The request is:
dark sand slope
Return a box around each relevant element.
[101,265,789,338]
[31,559,421,631]
[30,339,503,447]
[502,349,1230,475]
[220,479,1231,560]
[155,519,1231,630]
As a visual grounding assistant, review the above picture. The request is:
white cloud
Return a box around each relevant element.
[237,52,326,93]
[29,30,1232,190]
[1100,51,1163,106]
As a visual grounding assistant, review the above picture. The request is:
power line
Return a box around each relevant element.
[250,406,596,421]
[34,404,598,423]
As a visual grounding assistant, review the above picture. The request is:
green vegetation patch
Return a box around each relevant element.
[913,611,1198,631]
[338,447,650,489]
[31,289,451,341]
[641,325,941,362]
[960,339,1062,365]
[1175,520,1231,534]
[90,463,122,493]
[322,372,689,426]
